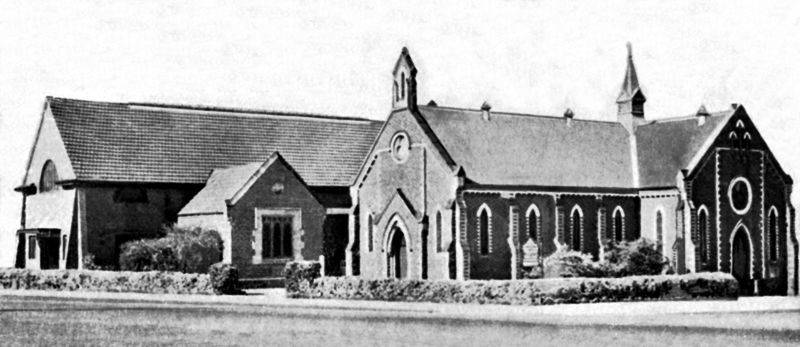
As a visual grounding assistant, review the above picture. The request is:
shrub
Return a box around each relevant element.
[0,268,214,294]
[287,272,738,305]
[601,239,668,277]
[119,226,222,273]
[542,245,603,278]
[82,254,101,270]
[208,262,242,295]
[284,261,321,298]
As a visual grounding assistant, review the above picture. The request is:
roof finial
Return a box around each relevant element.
[626,42,633,58]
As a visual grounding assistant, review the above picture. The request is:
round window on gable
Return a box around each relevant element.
[391,132,410,163]
[728,176,752,215]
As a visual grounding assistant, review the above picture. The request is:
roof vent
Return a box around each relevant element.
[427,100,438,107]
[696,104,710,117]
[696,105,709,125]
[481,101,492,121]
[563,108,574,119]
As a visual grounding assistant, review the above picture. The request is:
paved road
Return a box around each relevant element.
[1,295,799,346]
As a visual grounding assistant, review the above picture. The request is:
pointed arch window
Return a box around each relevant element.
[612,207,624,242]
[477,205,491,255]
[526,204,540,243]
[40,160,58,193]
[698,207,709,264]
[393,81,399,102]
[368,214,374,252]
[655,210,664,252]
[400,72,406,99]
[769,207,778,262]
[570,206,583,251]
[436,211,443,252]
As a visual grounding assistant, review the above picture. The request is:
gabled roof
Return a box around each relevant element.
[417,105,635,188]
[46,97,383,186]
[416,104,739,190]
[179,152,308,215]
[635,110,734,187]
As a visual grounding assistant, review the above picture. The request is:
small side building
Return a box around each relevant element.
[177,152,326,281]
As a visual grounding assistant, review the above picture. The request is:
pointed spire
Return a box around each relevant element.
[617,42,645,103]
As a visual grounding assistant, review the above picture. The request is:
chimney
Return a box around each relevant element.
[481,101,492,121]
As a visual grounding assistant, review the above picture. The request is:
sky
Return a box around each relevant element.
[0,0,798,266]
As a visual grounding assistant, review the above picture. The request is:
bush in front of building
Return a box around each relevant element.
[0,268,214,294]
[541,245,604,278]
[208,262,243,295]
[600,239,669,277]
[283,261,322,298]
[530,238,670,279]
[119,226,223,273]
[285,268,738,305]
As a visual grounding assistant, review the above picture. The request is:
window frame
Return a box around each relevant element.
[39,160,58,193]
[570,205,583,252]
[477,204,492,255]
[612,206,625,242]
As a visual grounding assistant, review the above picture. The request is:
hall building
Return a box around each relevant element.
[13,97,382,282]
[351,46,797,295]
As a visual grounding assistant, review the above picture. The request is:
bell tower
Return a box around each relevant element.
[392,47,418,111]
[616,42,647,132]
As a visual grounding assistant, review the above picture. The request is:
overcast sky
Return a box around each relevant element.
[1,0,798,266]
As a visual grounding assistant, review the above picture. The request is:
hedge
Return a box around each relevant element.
[208,262,243,295]
[119,226,222,273]
[285,262,738,305]
[0,268,214,295]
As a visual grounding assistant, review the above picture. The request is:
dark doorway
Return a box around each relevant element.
[322,215,349,276]
[387,225,407,278]
[731,227,752,295]
[39,236,60,269]
[15,234,25,268]
[421,226,428,279]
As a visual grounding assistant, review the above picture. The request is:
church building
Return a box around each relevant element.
[351,46,797,295]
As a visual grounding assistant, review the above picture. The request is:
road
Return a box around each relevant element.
[1,295,799,346]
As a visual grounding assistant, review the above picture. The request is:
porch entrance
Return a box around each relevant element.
[387,224,408,279]
[731,226,752,295]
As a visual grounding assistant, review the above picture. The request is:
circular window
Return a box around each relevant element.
[391,132,410,163]
[727,177,752,215]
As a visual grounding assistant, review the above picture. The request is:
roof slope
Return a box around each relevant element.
[417,105,635,188]
[183,162,264,215]
[48,97,383,186]
[635,111,733,187]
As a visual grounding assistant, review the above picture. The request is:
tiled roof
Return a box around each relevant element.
[48,97,383,186]
[417,105,733,189]
[417,106,635,188]
[178,162,262,215]
[635,111,733,187]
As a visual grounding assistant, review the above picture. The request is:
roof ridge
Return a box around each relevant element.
[48,96,380,124]
[638,109,732,126]
[418,105,619,125]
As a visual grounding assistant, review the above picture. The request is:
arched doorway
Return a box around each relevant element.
[731,225,752,295]
[386,223,408,278]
